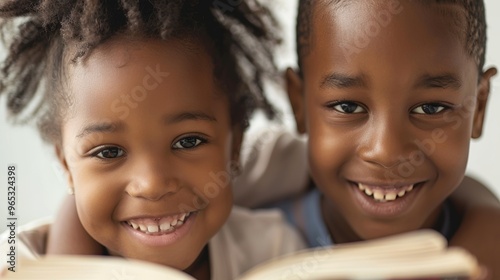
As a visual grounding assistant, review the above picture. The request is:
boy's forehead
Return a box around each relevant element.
[318,0,467,9]
[299,0,478,82]
[304,0,469,63]
[300,0,467,51]
[322,0,467,31]
[316,0,466,20]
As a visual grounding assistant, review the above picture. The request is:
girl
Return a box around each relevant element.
[0,1,304,279]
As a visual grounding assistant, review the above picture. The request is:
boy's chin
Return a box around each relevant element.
[350,219,424,241]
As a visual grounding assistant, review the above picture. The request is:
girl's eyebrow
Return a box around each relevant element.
[76,111,217,138]
[320,73,367,89]
[77,122,123,138]
[415,74,462,89]
[163,111,217,124]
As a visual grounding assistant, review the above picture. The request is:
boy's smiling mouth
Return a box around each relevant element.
[125,212,193,235]
[357,183,415,202]
[349,181,426,217]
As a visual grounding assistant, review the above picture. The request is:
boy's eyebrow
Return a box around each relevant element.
[77,122,124,138]
[163,111,217,124]
[416,74,462,89]
[320,73,367,89]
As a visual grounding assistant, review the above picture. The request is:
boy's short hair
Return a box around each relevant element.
[296,0,487,73]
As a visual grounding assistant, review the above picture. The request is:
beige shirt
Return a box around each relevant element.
[234,128,309,208]
[0,206,305,280]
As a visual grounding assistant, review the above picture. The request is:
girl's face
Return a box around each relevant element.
[58,37,239,270]
[288,1,495,241]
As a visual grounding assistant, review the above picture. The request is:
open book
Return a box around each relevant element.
[1,255,196,280]
[1,230,481,280]
[239,230,481,280]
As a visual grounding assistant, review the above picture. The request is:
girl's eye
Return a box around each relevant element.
[330,102,366,114]
[172,136,205,149]
[412,104,447,115]
[93,147,125,159]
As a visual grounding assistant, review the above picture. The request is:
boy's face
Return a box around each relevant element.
[58,37,239,270]
[288,0,495,240]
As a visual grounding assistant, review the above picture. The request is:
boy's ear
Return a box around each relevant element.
[55,145,75,193]
[286,67,306,134]
[472,67,497,139]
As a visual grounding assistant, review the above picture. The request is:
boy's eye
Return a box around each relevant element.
[412,104,447,115]
[93,147,125,159]
[172,136,205,149]
[330,102,366,114]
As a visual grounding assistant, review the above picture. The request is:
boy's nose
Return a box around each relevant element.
[125,156,181,201]
[357,116,417,169]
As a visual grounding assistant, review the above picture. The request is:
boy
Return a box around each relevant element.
[282,0,500,275]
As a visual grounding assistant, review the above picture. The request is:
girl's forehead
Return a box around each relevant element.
[64,37,226,118]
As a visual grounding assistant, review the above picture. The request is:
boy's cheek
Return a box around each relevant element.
[433,139,469,173]
[307,129,349,178]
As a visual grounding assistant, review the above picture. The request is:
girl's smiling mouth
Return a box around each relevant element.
[125,212,193,235]
[121,211,197,247]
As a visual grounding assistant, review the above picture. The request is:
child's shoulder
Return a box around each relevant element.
[209,206,305,279]
[0,218,53,272]
[219,206,306,252]
[235,128,308,208]
[0,218,53,252]
[225,206,301,238]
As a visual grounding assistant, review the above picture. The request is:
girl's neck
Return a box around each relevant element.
[184,245,211,280]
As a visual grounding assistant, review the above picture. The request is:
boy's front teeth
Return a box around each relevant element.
[147,225,159,233]
[127,212,191,234]
[358,183,414,202]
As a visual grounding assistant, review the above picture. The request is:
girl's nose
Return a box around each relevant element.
[125,155,181,201]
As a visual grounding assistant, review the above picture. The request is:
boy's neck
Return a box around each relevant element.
[184,245,211,280]
[320,194,363,244]
[320,194,445,244]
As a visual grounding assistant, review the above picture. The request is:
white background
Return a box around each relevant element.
[1,0,499,227]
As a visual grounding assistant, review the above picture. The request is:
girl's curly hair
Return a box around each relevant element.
[0,0,280,144]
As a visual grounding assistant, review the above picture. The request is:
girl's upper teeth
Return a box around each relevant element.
[126,212,191,234]
[160,223,171,231]
[358,183,415,202]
